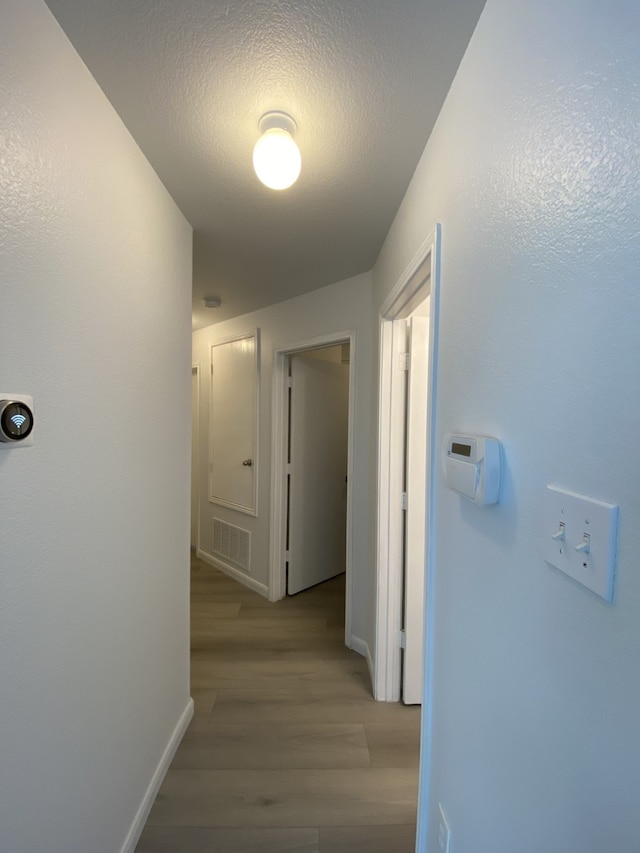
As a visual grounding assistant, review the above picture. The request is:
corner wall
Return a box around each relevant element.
[192,273,373,650]
[373,1,640,850]
[0,2,192,850]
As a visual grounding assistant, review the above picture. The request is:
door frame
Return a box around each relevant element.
[402,313,430,705]
[374,224,441,701]
[269,330,357,648]
[191,363,200,550]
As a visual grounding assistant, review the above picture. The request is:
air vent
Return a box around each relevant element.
[212,518,251,572]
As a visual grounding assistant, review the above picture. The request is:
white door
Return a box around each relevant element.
[402,313,430,704]
[191,366,199,547]
[287,355,349,595]
[209,333,258,514]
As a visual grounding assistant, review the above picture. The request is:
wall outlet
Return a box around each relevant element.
[438,802,451,853]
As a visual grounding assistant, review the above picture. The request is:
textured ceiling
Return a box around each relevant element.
[44,0,486,329]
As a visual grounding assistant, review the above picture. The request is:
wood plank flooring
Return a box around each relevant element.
[135,553,420,853]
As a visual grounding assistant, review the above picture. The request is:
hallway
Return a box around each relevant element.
[136,553,420,852]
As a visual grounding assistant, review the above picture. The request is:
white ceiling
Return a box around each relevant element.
[44,0,486,330]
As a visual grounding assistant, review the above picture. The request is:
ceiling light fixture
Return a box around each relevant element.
[203,295,222,308]
[253,111,301,191]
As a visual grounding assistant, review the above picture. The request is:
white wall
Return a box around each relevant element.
[373,1,640,850]
[299,344,348,363]
[193,273,373,648]
[0,2,192,851]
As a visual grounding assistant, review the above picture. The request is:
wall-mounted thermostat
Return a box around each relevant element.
[444,433,502,505]
[0,394,34,447]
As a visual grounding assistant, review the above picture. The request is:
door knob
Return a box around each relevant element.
[242,458,253,467]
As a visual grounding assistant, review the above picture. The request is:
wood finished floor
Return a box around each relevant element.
[135,553,420,852]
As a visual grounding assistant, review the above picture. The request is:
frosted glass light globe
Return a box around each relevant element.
[253,127,301,190]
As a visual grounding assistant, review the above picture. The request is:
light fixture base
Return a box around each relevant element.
[203,295,222,309]
[258,111,297,138]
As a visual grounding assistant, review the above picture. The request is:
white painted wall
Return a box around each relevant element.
[192,273,373,647]
[299,344,347,363]
[373,1,640,850]
[0,2,192,851]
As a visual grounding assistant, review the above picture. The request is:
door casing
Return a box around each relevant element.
[374,224,441,702]
[403,312,430,705]
[191,363,200,549]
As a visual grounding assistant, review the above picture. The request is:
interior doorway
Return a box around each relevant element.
[269,331,357,650]
[286,345,350,595]
[374,224,441,704]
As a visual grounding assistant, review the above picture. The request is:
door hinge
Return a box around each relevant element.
[287,376,293,388]
[399,629,406,649]
[285,550,290,562]
[400,352,410,371]
[401,491,407,510]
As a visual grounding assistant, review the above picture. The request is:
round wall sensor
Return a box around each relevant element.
[0,399,34,442]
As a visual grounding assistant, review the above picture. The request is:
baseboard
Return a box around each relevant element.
[349,634,374,690]
[119,697,194,853]
[349,633,368,658]
[197,548,269,598]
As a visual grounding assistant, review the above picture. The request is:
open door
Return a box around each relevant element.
[402,313,429,704]
[287,354,349,595]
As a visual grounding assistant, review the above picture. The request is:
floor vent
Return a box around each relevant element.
[212,518,251,572]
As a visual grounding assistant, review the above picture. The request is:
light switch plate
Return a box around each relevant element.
[544,485,618,602]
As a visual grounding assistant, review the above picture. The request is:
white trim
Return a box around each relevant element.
[119,698,194,853]
[349,635,374,686]
[191,363,200,551]
[350,635,368,657]
[374,224,441,702]
[401,313,430,704]
[380,231,438,319]
[268,330,357,650]
[269,347,288,603]
[197,547,270,598]
[208,328,260,516]
[374,318,407,701]
[416,226,443,850]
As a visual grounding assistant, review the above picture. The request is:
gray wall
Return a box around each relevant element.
[373,0,640,850]
[0,1,192,850]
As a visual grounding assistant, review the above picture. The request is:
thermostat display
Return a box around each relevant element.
[0,395,34,446]
[444,433,502,505]
[451,441,472,458]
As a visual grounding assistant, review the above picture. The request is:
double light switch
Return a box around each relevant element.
[543,485,618,602]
